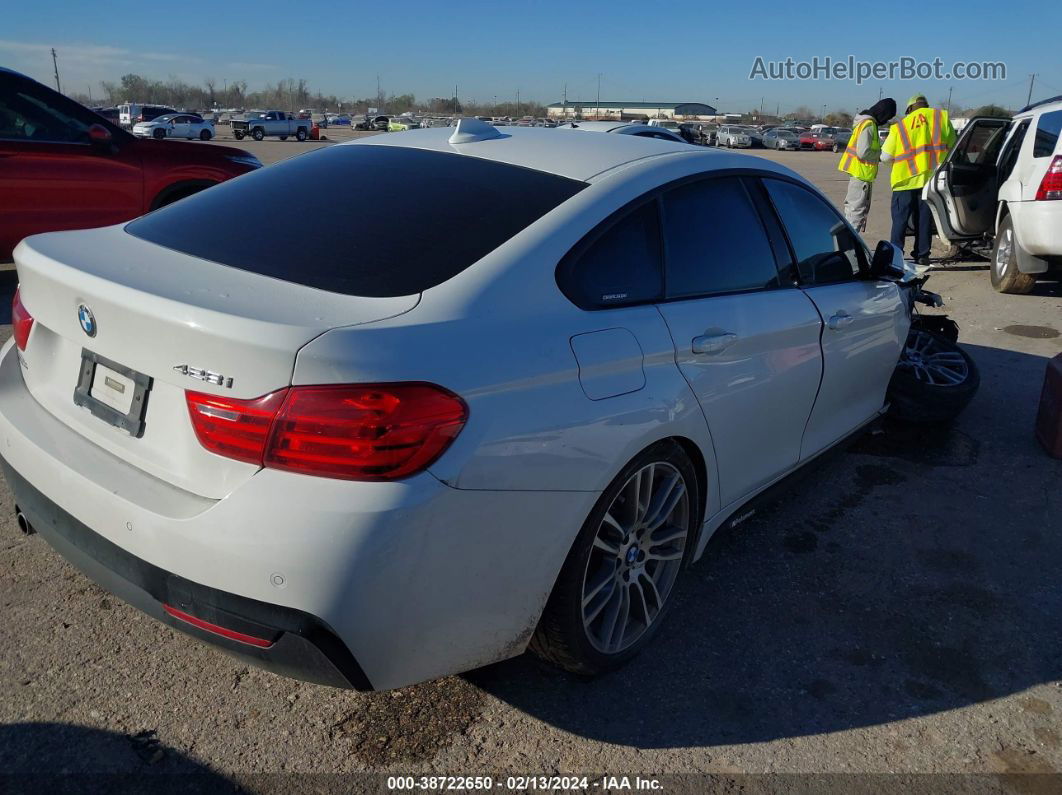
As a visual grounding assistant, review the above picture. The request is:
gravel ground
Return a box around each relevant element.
[1,138,1060,789]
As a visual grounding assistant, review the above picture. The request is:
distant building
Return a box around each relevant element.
[546,101,718,121]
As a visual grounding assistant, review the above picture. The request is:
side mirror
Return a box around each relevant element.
[869,240,915,281]
[87,123,113,148]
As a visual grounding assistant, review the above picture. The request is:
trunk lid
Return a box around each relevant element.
[13,226,418,499]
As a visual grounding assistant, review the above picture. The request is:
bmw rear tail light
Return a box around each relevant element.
[186,383,467,481]
[1035,155,1062,200]
[12,288,34,351]
[186,389,287,465]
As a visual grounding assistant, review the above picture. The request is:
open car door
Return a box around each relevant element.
[923,117,1010,244]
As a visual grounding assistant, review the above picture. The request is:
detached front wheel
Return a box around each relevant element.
[530,442,698,676]
[887,328,980,423]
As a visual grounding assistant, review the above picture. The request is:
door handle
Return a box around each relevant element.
[691,332,739,355]
[828,312,855,331]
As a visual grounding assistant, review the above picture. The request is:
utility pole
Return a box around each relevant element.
[1027,74,1037,107]
[455,84,459,115]
[376,73,382,107]
[516,87,520,116]
[878,87,883,101]
[759,97,764,117]
[51,48,60,92]
[946,86,953,114]
[596,73,601,116]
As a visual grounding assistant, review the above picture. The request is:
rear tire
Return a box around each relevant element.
[233,131,245,140]
[530,441,699,676]
[252,128,265,141]
[296,127,308,142]
[887,329,980,424]
[991,216,1037,294]
[199,129,211,141]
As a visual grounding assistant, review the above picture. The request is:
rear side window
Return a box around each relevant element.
[127,145,586,297]
[661,178,779,298]
[1034,110,1062,157]
[764,179,865,285]
[557,201,663,309]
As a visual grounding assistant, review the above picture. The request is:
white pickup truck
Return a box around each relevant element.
[231,110,312,142]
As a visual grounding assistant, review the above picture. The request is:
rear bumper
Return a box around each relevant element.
[0,340,593,689]
[3,460,371,689]
[1010,201,1062,259]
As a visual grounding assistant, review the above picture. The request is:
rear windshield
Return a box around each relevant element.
[126,144,586,296]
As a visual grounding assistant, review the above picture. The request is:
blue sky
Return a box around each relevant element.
[4,0,1059,112]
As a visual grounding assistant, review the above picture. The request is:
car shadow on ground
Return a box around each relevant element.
[0,722,237,791]
[466,343,1062,750]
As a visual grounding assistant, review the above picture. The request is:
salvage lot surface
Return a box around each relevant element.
[1,132,1061,781]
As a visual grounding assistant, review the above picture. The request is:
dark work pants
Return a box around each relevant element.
[890,188,932,260]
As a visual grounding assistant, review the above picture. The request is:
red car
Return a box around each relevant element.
[0,68,262,261]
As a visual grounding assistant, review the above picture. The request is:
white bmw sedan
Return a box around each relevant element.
[2,120,914,690]
[133,112,215,141]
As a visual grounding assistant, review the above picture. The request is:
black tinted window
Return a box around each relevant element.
[0,73,95,143]
[559,201,663,309]
[662,178,779,297]
[127,145,585,297]
[1034,110,1062,157]
[764,179,864,284]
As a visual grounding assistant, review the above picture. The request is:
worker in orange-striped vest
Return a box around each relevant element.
[881,94,957,265]
[838,97,896,231]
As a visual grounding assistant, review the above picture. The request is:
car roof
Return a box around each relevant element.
[554,121,626,132]
[349,125,698,181]
[1017,95,1062,115]
[343,125,809,187]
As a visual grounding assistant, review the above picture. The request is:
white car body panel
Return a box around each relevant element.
[798,281,908,456]
[657,290,823,505]
[1,127,910,688]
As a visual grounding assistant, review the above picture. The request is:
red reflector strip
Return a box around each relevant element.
[12,287,34,352]
[162,603,275,648]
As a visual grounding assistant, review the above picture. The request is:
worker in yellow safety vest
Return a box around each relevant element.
[837,97,896,232]
[881,94,957,265]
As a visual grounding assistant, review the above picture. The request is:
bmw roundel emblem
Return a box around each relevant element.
[77,304,97,338]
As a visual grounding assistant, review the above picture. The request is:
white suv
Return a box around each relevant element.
[924,96,1062,293]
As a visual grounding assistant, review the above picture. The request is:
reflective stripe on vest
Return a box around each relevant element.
[896,120,918,176]
[839,119,880,180]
